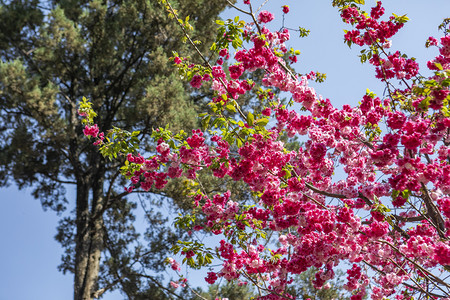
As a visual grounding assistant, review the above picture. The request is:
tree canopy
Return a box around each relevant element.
[0,0,232,298]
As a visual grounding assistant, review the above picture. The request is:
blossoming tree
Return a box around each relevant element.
[80,0,450,299]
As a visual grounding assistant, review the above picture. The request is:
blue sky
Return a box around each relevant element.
[1,1,449,299]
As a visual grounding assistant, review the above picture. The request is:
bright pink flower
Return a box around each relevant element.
[229,64,244,79]
[212,66,226,79]
[440,36,450,57]
[258,11,274,23]
[202,73,211,81]
[386,111,406,129]
[92,132,104,146]
[83,124,99,138]
[190,75,203,89]
[174,56,182,64]
[365,221,389,238]
[427,36,439,47]
[370,1,385,19]
[438,197,450,218]
[205,272,218,284]
[434,242,450,265]
[219,48,228,57]
[262,107,271,116]
[392,196,407,207]
[167,257,181,271]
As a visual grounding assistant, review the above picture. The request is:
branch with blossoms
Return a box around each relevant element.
[163,257,211,300]
[79,0,450,299]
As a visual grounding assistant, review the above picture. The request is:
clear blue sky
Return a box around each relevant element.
[1,1,449,299]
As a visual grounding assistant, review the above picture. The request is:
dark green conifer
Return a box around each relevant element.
[0,0,230,298]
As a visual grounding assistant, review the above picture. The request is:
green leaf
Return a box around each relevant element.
[236,138,243,148]
[225,104,236,113]
[255,118,269,127]
[168,140,176,149]
[360,53,367,63]
[441,78,450,87]
[247,112,254,126]
[298,27,311,38]
[201,115,211,130]
[197,254,204,265]
[442,106,450,117]
[392,13,409,23]
[205,254,213,264]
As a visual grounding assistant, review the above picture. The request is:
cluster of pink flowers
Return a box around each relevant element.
[370,51,419,80]
[427,35,450,74]
[258,11,274,24]
[82,2,450,299]
[169,277,187,289]
[341,3,404,46]
[83,124,99,138]
[166,257,181,272]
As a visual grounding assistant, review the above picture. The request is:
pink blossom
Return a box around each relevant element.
[112,3,450,298]
[262,107,271,116]
[205,272,218,284]
[83,124,99,138]
[202,73,211,81]
[174,56,182,64]
[190,75,203,89]
[258,11,274,23]
[229,64,244,79]
[434,242,450,265]
[440,36,450,57]
[219,48,228,57]
[427,36,439,47]
[167,257,181,271]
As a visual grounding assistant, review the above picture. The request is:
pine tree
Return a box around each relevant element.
[0,0,230,298]
[287,267,352,300]
[199,282,256,300]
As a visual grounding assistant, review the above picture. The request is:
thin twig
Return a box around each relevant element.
[379,240,450,291]
[256,0,270,13]
[362,259,442,298]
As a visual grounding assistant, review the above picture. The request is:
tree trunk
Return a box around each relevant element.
[74,175,105,300]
